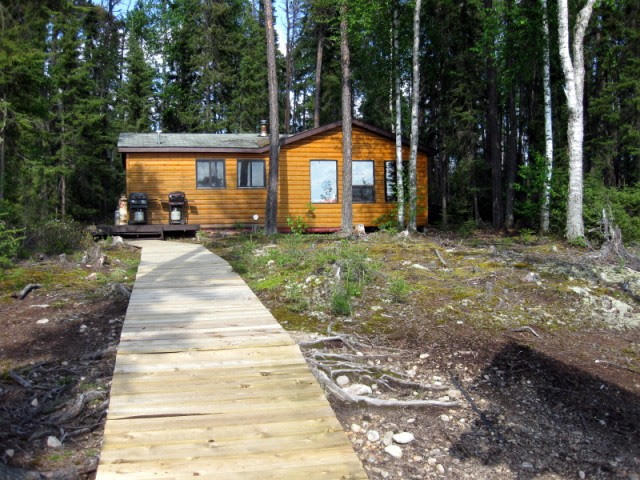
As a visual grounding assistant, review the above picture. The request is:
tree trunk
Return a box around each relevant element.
[340,1,352,235]
[558,0,596,241]
[540,0,553,233]
[0,98,6,201]
[314,28,324,129]
[284,0,294,134]
[440,154,448,228]
[504,87,517,229]
[393,4,405,229]
[408,0,422,232]
[485,0,502,230]
[264,0,280,235]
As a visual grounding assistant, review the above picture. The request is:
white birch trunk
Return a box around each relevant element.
[540,0,553,233]
[393,5,405,229]
[558,0,596,241]
[408,0,422,232]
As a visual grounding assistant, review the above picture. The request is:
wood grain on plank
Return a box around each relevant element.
[96,240,366,479]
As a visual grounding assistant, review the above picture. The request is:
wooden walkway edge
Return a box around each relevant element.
[96,240,367,479]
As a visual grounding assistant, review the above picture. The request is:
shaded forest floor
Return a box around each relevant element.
[207,230,640,480]
[0,243,139,479]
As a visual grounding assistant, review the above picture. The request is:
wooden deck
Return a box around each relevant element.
[96,240,366,479]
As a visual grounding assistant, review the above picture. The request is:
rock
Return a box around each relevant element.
[31,398,38,407]
[436,464,445,474]
[367,430,380,442]
[336,375,350,387]
[79,324,88,333]
[440,414,451,422]
[384,444,403,459]
[58,253,67,263]
[629,474,639,480]
[47,436,62,448]
[5,449,14,457]
[427,457,437,466]
[578,471,586,480]
[96,255,109,268]
[86,272,97,281]
[36,318,49,325]
[344,384,373,396]
[446,389,461,399]
[521,461,534,471]
[371,305,383,311]
[419,353,429,359]
[411,263,429,271]
[382,431,394,446]
[111,236,125,247]
[350,424,361,433]
[392,432,414,444]
[110,282,131,299]
[522,271,541,283]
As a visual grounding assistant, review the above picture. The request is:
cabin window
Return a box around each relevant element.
[196,159,225,189]
[384,161,408,202]
[237,159,265,188]
[352,161,375,203]
[310,160,338,203]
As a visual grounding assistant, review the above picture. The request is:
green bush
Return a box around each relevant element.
[389,277,410,302]
[0,217,23,268]
[286,215,308,235]
[331,289,351,316]
[24,218,91,255]
[584,178,640,243]
[374,211,399,232]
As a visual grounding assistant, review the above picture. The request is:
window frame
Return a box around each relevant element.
[309,159,339,204]
[237,159,266,189]
[196,158,226,189]
[352,160,376,204]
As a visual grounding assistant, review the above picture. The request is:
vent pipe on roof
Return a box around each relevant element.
[259,120,268,137]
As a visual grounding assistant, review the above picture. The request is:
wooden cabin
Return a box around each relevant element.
[118,120,428,231]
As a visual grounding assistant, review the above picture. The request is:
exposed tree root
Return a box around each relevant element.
[301,327,460,409]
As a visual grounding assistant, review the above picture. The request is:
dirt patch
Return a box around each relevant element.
[0,244,139,479]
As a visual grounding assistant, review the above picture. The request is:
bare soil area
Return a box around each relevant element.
[0,244,139,479]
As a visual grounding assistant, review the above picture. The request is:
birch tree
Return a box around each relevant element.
[393,2,405,229]
[264,0,280,235]
[408,0,422,232]
[558,0,597,241]
[340,0,353,235]
[540,0,553,233]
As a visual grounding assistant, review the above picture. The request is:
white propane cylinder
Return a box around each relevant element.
[134,210,144,223]
[171,208,181,222]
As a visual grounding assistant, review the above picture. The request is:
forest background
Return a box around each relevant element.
[0,0,638,256]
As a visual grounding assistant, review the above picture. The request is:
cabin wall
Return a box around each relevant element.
[125,126,428,228]
[278,127,428,228]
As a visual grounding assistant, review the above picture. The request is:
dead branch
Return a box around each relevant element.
[434,248,448,267]
[46,391,104,425]
[313,368,459,408]
[379,374,449,391]
[13,284,42,300]
[8,371,33,389]
[510,326,541,338]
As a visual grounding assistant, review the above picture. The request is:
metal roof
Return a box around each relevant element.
[118,132,272,150]
[117,121,432,155]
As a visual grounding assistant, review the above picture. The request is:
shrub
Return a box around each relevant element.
[24,218,91,255]
[374,211,399,232]
[0,216,23,268]
[331,289,351,316]
[389,277,410,302]
[286,215,308,235]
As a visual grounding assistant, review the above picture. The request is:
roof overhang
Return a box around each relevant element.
[118,120,430,155]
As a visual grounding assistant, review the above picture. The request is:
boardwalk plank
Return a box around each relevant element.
[96,240,366,479]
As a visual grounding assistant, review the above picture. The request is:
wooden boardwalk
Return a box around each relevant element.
[96,240,367,480]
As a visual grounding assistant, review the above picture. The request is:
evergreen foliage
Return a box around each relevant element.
[0,0,637,244]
